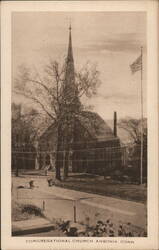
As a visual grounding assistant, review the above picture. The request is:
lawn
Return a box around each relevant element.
[12,171,147,203]
[11,174,147,236]
[55,174,147,203]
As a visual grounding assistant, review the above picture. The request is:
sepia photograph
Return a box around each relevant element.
[1,1,158,250]
[11,11,147,237]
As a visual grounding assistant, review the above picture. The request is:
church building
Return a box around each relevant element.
[38,26,122,176]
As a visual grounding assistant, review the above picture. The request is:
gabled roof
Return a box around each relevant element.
[77,111,115,141]
[38,111,116,142]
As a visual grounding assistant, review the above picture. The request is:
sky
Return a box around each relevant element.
[12,12,147,120]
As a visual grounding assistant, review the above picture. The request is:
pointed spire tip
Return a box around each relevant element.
[69,18,72,31]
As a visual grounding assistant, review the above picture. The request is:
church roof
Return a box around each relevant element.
[38,111,115,142]
[77,111,115,141]
[38,27,116,143]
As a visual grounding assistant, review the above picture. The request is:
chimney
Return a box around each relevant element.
[114,111,117,137]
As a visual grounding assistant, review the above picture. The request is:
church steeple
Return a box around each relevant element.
[65,24,75,87]
[67,24,74,64]
[62,25,81,112]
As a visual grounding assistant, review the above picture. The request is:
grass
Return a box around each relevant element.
[55,174,147,203]
[12,171,147,203]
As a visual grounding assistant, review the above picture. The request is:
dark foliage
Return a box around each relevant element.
[21,204,44,217]
[57,219,147,237]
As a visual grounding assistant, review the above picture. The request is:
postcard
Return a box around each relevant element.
[1,1,159,249]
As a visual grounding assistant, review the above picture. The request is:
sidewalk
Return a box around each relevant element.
[12,218,55,236]
[41,185,146,227]
[14,178,146,228]
[16,177,146,229]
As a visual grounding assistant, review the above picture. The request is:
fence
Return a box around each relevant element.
[12,141,147,178]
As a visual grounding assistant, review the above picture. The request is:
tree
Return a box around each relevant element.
[13,60,101,180]
[12,103,39,176]
[118,117,147,181]
[118,117,147,144]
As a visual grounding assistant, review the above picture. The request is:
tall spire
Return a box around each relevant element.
[62,25,80,111]
[65,24,75,88]
[68,24,73,59]
[66,23,74,70]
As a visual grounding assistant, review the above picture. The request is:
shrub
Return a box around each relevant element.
[57,218,147,237]
[21,204,44,217]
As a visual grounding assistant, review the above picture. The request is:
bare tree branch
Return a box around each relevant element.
[14,90,56,121]
[118,118,147,144]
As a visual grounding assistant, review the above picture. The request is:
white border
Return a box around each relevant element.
[1,1,158,249]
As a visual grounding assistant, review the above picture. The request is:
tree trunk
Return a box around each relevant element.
[15,153,19,177]
[55,150,61,180]
[55,127,61,180]
[16,166,19,177]
[63,150,69,179]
